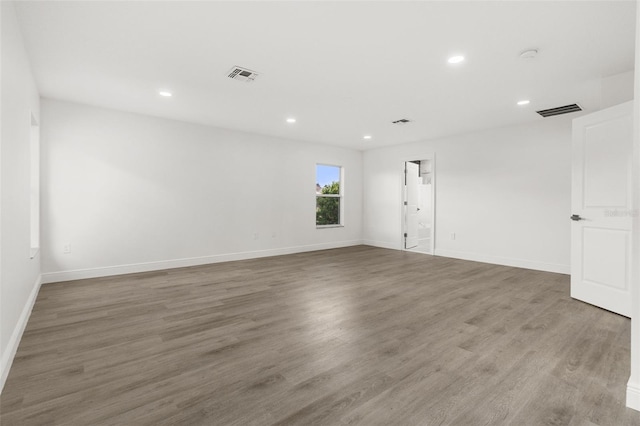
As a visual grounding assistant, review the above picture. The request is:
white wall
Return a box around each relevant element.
[363,118,573,273]
[40,99,363,282]
[601,70,635,109]
[1,2,42,391]
[627,0,640,412]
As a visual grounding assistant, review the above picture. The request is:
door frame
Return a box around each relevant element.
[400,155,436,254]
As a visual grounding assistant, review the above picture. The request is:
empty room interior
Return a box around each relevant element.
[3,1,640,425]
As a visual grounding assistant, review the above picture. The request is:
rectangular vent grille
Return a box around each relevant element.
[536,104,582,118]
[227,66,259,83]
[392,118,411,124]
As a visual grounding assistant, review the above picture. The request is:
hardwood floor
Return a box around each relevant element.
[1,246,639,425]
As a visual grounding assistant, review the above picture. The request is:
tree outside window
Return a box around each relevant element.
[316,165,342,226]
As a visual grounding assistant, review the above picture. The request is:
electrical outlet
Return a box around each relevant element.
[450,233,456,240]
[63,243,71,254]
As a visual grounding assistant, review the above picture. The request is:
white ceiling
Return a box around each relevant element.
[14,1,637,150]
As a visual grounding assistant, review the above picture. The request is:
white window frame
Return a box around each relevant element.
[316,164,344,228]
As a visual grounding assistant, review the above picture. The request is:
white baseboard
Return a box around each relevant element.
[628,380,640,411]
[361,242,569,274]
[1,274,42,393]
[41,240,363,284]
[434,248,570,274]
[362,240,400,251]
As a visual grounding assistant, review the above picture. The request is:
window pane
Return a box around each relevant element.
[316,197,340,225]
[316,164,340,194]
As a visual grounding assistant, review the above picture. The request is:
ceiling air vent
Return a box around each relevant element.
[536,104,582,118]
[227,66,259,83]
[392,118,411,125]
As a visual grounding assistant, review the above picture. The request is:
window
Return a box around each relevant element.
[29,112,40,258]
[316,164,343,227]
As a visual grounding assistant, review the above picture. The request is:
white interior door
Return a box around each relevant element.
[571,101,633,317]
[404,162,419,249]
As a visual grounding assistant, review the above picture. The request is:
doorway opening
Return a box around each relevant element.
[403,158,435,254]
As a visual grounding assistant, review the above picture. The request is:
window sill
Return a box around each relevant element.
[29,247,40,259]
[316,225,344,229]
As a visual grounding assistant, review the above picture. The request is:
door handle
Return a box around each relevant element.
[570,214,584,221]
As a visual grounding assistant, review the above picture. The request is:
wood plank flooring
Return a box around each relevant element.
[1,246,639,425]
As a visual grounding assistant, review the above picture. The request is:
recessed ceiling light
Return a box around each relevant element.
[517,100,531,106]
[158,90,172,97]
[447,55,465,64]
[286,117,296,124]
[363,135,372,140]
